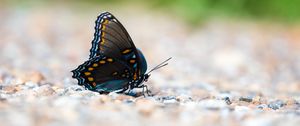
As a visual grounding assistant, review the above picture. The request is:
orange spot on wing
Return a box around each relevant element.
[88,77,94,81]
[122,49,131,54]
[92,82,96,87]
[100,20,109,51]
[84,72,91,76]
[88,67,94,71]
[129,59,136,64]
[107,58,113,62]
[93,63,98,67]
[99,60,106,64]
[133,73,137,80]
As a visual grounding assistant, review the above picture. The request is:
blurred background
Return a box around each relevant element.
[1,0,300,125]
[1,0,299,94]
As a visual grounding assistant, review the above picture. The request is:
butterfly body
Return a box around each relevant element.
[72,12,150,94]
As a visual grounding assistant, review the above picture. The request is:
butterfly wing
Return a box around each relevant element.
[89,12,134,60]
[72,56,133,93]
[89,12,147,80]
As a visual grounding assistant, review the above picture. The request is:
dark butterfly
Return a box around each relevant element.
[71,12,170,96]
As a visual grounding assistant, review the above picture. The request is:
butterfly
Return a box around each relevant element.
[71,12,171,96]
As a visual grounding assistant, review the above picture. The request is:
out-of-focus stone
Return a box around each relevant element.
[61,85,86,96]
[2,85,17,94]
[176,94,193,103]
[33,84,55,96]
[27,71,45,83]
[198,99,228,110]
[252,96,261,104]
[286,98,297,106]
[243,116,274,126]
[235,106,251,111]
[114,94,134,101]
[163,99,178,104]
[97,95,111,104]
[268,100,286,110]
[108,92,120,99]
[224,97,232,105]
[24,81,39,89]
[191,88,210,99]
[135,98,160,116]
[157,96,179,104]
[234,106,251,119]
[239,97,253,102]
[257,104,268,109]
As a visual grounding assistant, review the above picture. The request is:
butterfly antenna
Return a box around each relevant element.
[146,57,172,74]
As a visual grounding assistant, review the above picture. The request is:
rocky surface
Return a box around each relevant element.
[0,4,300,126]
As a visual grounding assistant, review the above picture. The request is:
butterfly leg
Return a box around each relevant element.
[141,85,153,97]
[123,85,140,97]
[142,85,146,97]
[144,85,153,96]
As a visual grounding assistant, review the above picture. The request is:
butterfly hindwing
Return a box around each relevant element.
[72,56,134,93]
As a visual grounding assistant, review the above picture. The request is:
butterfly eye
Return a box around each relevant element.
[144,74,150,82]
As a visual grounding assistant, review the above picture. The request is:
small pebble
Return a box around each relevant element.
[24,81,39,89]
[235,106,250,111]
[268,100,286,110]
[135,99,159,116]
[257,104,268,109]
[157,96,176,101]
[108,92,121,99]
[163,99,178,104]
[114,94,134,101]
[239,97,253,102]
[33,84,55,96]
[224,97,232,105]
[176,94,193,102]
[198,99,228,110]
[27,71,45,83]
[61,85,85,96]
[252,96,261,104]
[2,85,18,94]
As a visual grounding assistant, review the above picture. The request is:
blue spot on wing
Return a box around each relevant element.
[94,79,129,92]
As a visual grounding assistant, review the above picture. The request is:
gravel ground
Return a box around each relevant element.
[0,5,300,126]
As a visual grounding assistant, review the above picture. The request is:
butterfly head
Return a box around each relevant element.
[143,74,150,82]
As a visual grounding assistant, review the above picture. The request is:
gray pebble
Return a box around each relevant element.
[239,97,253,102]
[257,104,268,109]
[268,100,286,110]
[224,97,232,105]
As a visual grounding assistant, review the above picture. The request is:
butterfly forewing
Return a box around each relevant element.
[89,12,147,78]
[90,12,135,60]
